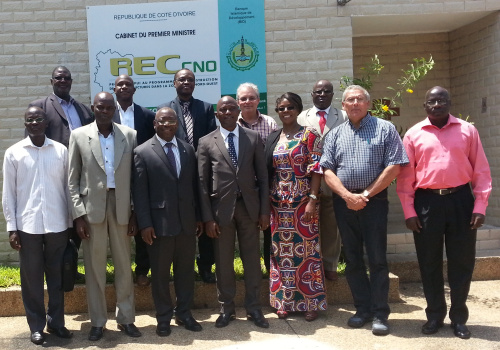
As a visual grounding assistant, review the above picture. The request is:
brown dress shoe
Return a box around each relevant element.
[324,270,338,281]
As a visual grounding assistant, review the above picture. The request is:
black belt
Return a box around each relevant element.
[418,184,467,195]
[350,189,364,194]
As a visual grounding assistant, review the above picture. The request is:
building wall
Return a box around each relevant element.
[449,12,500,225]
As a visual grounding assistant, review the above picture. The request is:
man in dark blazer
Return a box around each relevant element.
[133,107,203,337]
[159,68,217,283]
[198,96,270,329]
[29,66,94,148]
[113,74,155,287]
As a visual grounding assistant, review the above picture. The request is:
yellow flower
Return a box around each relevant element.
[382,105,389,112]
[406,88,413,93]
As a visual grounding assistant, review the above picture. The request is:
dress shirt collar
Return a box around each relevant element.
[97,124,115,137]
[53,93,74,105]
[22,136,52,148]
[348,113,372,129]
[238,111,263,127]
[421,114,460,129]
[219,125,240,140]
[117,102,134,113]
[156,134,179,148]
[311,105,331,116]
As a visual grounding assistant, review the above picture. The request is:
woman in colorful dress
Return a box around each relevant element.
[264,92,327,321]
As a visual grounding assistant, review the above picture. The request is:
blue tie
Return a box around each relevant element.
[227,133,238,169]
[164,143,177,177]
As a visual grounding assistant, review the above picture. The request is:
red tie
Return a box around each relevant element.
[318,111,326,133]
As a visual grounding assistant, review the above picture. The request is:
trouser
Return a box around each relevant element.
[214,198,262,314]
[82,190,135,327]
[148,233,196,323]
[18,230,68,332]
[334,189,390,320]
[413,185,476,324]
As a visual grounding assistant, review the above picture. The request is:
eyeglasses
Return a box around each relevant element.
[176,77,195,83]
[52,76,72,81]
[312,90,333,95]
[425,99,448,106]
[25,117,45,124]
[344,97,367,104]
[277,106,295,112]
[218,106,239,113]
[156,120,177,126]
[238,96,258,102]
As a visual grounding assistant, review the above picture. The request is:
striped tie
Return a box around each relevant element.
[181,101,194,145]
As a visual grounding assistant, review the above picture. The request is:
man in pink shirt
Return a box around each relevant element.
[397,86,492,340]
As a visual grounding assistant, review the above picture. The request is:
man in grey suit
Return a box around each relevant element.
[113,74,155,287]
[298,79,347,281]
[198,96,270,329]
[159,68,217,283]
[68,92,140,341]
[29,66,94,148]
[133,107,203,337]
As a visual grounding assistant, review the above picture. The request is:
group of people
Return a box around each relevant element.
[2,64,492,346]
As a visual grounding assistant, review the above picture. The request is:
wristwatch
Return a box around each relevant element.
[308,193,318,200]
[362,190,371,198]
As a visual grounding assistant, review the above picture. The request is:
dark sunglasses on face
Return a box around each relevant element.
[277,106,295,112]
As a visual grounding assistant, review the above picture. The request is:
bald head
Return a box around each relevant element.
[216,96,239,131]
[312,79,334,110]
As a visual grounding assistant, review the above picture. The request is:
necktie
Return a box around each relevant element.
[227,133,238,169]
[318,111,327,134]
[164,142,177,177]
[181,101,194,145]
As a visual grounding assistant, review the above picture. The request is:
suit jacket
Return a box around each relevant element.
[197,126,269,227]
[29,94,94,147]
[158,96,216,150]
[297,106,347,141]
[133,136,199,237]
[264,129,282,185]
[68,122,137,225]
[112,102,155,146]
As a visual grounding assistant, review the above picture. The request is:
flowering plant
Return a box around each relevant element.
[340,55,435,119]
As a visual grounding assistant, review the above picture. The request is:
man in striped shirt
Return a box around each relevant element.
[2,107,73,345]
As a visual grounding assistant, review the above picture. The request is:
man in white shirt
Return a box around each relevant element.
[298,79,347,281]
[112,74,155,287]
[2,107,73,345]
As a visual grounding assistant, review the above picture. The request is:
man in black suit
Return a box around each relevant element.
[29,66,94,148]
[133,107,203,337]
[198,96,270,329]
[113,74,155,287]
[158,68,217,283]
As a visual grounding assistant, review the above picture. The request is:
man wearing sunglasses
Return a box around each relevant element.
[298,79,347,282]
[29,66,94,148]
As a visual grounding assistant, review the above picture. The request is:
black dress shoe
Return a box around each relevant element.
[451,322,471,339]
[47,326,73,338]
[88,326,104,341]
[215,312,236,328]
[247,310,269,328]
[156,322,172,337]
[421,320,444,334]
[175,316,202,332]
[347,313,373,328]
[200,269,216,283]
[118,323,142,337]
[30,331,45,345]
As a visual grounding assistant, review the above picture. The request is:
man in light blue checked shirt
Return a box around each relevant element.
[320,85,408,336]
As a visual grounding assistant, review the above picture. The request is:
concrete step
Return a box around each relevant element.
[0,274,401,317]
